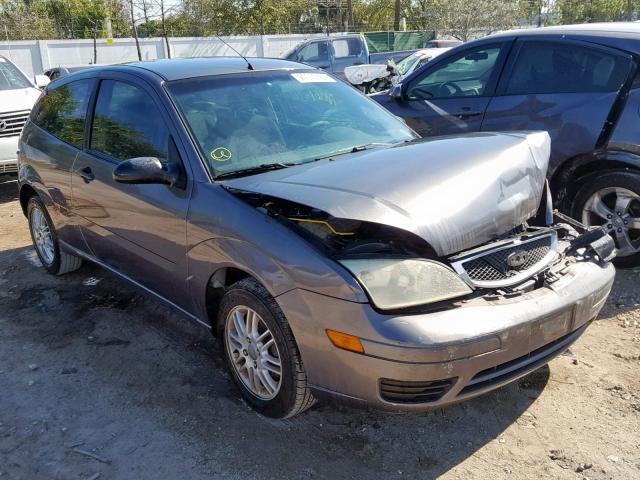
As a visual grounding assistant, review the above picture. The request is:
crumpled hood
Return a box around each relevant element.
[225,131,551,256]
[0,87,41,113]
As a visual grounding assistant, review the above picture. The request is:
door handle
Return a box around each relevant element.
[79,166,95,183]
[455,111,482,119]
[318,64,329,69]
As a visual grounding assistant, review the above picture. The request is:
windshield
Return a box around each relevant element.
[396,52,422,76]
[0,57,32,91]
[168,70,415,176]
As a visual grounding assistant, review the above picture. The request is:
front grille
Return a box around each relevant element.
[0,109,30,138]
[0,163,18,174]
[451,233,557,288]
[459,322,588,397]
[379,377,456,404]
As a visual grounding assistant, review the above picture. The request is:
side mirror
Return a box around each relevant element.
[34,74,50,89]
[389,83,404,100]
[113,157,179,186]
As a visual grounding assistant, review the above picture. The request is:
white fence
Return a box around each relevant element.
[0,34,338,78]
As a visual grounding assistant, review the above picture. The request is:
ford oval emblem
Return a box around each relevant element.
[506,250,529,269]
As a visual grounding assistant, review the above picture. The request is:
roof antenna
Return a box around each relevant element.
[216,35,254,70]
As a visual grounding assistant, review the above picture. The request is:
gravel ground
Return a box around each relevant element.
[1,174,639,480]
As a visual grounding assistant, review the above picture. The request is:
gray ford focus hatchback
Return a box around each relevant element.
[18,58,615,418]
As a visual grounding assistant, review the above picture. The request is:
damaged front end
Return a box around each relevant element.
[223,131,615,311]
[448,210,615,300]
[226,182,615,312]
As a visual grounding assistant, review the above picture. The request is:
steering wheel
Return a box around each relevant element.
[438,81,463,97]
[309,120,331,128]
[309,107,351,128]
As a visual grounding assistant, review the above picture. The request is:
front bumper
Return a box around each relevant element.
[0,136,19,174]
[277,258,614,412]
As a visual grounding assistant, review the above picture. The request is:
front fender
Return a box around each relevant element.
[186,236,367,323]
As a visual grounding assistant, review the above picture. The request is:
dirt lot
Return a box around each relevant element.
[1,175,639,480]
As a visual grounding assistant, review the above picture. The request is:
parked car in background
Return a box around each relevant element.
[282,34,418,78]
[426,39,463,48]
[44,65,99,81]
[0,55,49,174]
[373,23,640,266]
[345,47,450,93]
[18,58,615,418]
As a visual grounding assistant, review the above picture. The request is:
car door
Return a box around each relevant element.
[385,42,511,137]
[71,75,192,308]
[330,37,367,77]
[481,38,634,175]
[296,41,331,71]
[23,78,95,249]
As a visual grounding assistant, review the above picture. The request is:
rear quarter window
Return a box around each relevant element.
[31,80,92,149]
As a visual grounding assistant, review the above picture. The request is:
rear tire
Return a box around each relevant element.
[571,171,640,268]
[217,278,315,418]
[27,196,83,275]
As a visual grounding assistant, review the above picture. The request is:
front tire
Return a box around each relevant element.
[218,278,315,418]
[27,196,83,275]
[572,171,640,268]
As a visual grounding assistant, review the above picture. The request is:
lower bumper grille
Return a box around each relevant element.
[380,377,456,404]
[0,162,17,174]
[459,322,589,396]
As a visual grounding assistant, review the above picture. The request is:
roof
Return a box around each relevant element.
[124,56,312,81]
[491,22,640,39]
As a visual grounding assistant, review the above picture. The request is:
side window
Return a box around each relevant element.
[298,42,329,63]
[31,80,92,149]
[505,41,631,95]
[332,38,362,59]
[90,80,169,161]
[407,46,502,100]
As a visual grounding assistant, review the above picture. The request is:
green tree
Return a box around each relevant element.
[238,0,318,34]
[552,0,638,24]
[0,0,129,40]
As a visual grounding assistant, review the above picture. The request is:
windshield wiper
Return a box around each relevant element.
[313,142,396,161]
[214,162,296,180]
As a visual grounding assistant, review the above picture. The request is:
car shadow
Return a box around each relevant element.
[0,243,551,479]
[0,174,18,204]
[594,266,640,321]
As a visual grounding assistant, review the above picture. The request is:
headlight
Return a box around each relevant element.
[339,258,472,310]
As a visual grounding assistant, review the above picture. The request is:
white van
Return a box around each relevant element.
[0,56,49,174]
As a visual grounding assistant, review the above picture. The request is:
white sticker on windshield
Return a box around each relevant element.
[0,58,5,63]
[291,72,336,83]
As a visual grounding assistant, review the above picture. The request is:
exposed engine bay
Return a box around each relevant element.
[229,188,435,258]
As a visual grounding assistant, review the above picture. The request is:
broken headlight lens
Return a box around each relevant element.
[339,258,472,310]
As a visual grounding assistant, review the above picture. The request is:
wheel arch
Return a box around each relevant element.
[19,183,38,217]
[549,151,640,212]
[205,266,254,336]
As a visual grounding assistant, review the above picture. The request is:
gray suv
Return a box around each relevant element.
[18,58,615,418]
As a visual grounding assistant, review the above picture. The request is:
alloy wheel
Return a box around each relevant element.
[581,187,640,257]
[30,206,55,265]
[225,305,282,400]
